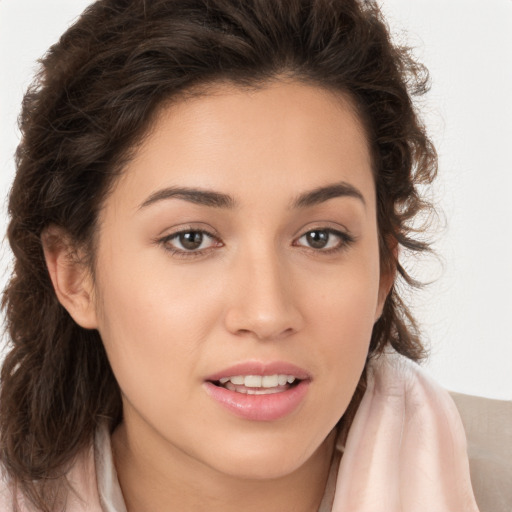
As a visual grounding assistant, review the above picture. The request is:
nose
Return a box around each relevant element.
[223,249,305,341]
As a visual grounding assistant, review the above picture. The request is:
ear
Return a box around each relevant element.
[41,225,98,329]
[375,237,398,321]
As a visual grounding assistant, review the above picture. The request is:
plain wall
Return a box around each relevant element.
[1,0,511,399]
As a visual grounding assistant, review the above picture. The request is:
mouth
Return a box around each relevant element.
[203,362,311,421]
[210,374,301,395]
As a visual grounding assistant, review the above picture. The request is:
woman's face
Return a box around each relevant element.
[87,80,389,479]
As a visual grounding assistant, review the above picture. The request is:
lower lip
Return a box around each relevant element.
[203,380,309,421]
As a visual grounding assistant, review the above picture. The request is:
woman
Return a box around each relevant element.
[0,0,479,511]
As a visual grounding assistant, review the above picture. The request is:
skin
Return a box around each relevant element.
[44,80,392,512]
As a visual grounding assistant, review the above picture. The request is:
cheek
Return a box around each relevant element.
[95,244,221,341]
[305,253,380,336]
[92,259,223,416]
[311,283,375,378]
[300,253,380,391]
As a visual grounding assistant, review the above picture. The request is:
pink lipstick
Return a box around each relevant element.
[203,361,311,421]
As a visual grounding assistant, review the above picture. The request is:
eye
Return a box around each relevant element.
[159,229,221,255]
[295,228,353,252]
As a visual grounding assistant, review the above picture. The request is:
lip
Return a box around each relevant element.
[203,361,311,421]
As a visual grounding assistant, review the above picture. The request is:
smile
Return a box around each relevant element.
[204,363,310,421]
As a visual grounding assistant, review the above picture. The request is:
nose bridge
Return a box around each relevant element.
[224,241,303,340]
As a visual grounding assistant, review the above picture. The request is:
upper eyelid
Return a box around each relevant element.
[161,225,347,237]
[165,228,216,238]
[295,226,352,240]
[159,224,220,240]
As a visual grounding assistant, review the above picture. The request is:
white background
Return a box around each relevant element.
[1,1,511,400]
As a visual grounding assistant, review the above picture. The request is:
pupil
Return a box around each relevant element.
[180,232,203,250]
[307,230,328,249]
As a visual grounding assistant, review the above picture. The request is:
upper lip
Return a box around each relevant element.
[205,361,311,382]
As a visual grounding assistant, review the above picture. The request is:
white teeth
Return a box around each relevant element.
[223,381,286,395]
[262,375,278,387]
[244,375,262,387]
[246,387,283,395]
[218,374,298,388]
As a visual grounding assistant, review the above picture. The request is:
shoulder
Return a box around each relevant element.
[450,391,512,512]
[0,466,30,512]
[0,441,103,512]
[377,356,512,512]
[0,472,15,511]
[0,469,33,512]
[361,351,467,437]
[330,352,480,512]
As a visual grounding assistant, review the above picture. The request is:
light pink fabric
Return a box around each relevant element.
[0,443,103,512]
[0,353,480,511]
[332,353,480,511]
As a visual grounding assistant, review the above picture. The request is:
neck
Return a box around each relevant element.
[111,420,338,512]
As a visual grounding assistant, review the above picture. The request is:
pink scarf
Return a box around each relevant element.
[331,353,479,511]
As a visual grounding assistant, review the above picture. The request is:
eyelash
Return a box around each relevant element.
[157,228,222,259]
[157,227,355,259]
[293,228,355,255]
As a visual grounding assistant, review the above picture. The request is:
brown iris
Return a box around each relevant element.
[305,230,329,249]
[179,231,204,250]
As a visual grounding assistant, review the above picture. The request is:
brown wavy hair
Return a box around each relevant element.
[1,0,437,509]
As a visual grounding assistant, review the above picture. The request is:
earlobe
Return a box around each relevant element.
[41,226,98,329]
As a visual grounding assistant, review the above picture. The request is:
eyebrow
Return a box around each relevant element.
[291,181,366,209]
[138,181,365,210]
[139,187,237,210]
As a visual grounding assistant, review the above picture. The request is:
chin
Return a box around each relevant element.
[200,429,330,482]
[211,452,307,481]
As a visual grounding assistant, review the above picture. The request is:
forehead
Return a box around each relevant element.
[108,80,375,213]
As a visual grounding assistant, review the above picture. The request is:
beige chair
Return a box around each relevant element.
[450,392,512,512]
